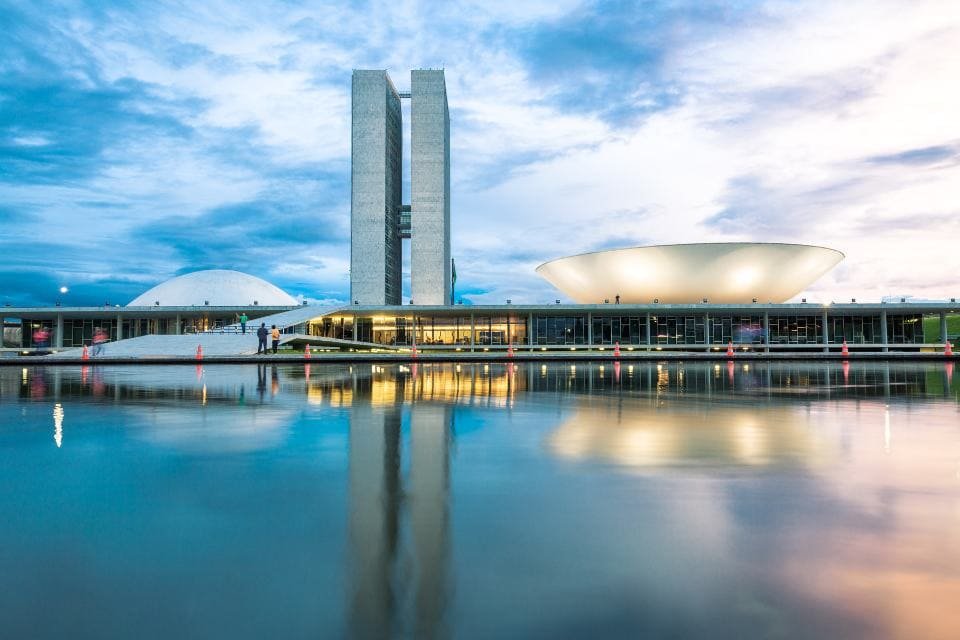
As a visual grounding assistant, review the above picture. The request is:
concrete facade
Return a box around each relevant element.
[351,70,403,305]
[411,70,451,305]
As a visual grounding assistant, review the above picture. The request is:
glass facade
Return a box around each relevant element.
[65,319,118,347]
[474,316,526,345]
[311,316,355,341]
[20,319,56,348]
[305,311,943,349]
[310,315,528,347]
[534,316,587,345]
[7,308,948,351]
[414,316,473,346]
[829,315,882,344]
[886,314,924,344]
[710,315,764,344]
[591,316,647,345]
[651,315,706,345]
[768,315,822,344]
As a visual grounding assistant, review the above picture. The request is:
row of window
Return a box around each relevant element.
[10,316,245,348]
[4,312,933,348]
[313,314,929,346]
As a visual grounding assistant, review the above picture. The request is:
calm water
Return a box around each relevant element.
[1,361,959,639]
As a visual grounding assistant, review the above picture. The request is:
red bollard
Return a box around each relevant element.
[726,341,734,358]
[507,343,515,358]
[613,341,621,358]
[196,344,203,360]
[81,345,89,361]
[305,344,311,359]
[841,339,849,358]
[946,341,954,357]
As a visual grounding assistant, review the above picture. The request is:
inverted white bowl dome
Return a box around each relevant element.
[535,243,844,304]
[127,269,297,307]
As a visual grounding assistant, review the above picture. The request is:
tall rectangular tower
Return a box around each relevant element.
[351,70,403,305]
[410,69,451,305]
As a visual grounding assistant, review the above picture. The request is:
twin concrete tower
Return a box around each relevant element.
[350,69,451,306]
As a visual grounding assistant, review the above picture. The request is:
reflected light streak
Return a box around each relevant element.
[733,422,767,465]
[53,403,63,448]
[307,385,323,405]
[884,407,891,454]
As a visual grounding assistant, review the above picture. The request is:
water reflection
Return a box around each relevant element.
[348,384,402,638]
[1,362,959,638]
[347,371,452,639]
[52,402,63,448]
[3,361,956,407]
[549,401,829,470]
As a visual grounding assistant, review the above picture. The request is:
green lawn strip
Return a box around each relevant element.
[922,313,960,342]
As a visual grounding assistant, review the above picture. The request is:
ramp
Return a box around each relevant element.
[47,333,289,358]
[222,305,340,332]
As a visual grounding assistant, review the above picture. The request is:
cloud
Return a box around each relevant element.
[866,143,960,166]
[703,174,866,236]
[514,0,761,126]
[3,0,960,307]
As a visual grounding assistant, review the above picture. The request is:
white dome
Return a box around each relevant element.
[536,243,844,304]
[127,270,297,307]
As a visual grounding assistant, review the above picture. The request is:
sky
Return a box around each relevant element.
[2,0,960,306]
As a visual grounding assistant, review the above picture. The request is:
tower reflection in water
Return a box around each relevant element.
[347,366,455,640]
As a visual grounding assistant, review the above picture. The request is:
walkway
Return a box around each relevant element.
[47,333,286,359]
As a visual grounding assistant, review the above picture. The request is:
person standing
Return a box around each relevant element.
[92,328,108,356]
[271,325,280,354]
[257,322,268,355]
[239,312,248,334]
[33,327,49,349]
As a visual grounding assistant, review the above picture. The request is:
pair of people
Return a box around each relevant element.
[256,323,281,354]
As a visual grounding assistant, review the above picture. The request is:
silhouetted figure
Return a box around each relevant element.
[257,322,268,354]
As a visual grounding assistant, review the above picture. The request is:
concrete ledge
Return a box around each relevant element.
[2,352,957,366]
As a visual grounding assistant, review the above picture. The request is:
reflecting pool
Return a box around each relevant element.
[1,362,959,639]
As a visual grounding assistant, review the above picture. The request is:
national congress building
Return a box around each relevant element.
[2,69,957,356]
